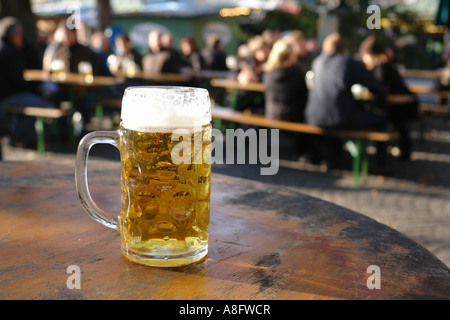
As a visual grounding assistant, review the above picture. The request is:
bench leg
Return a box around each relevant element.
[50,118,62,153]
[419,119,426,141]
[95,101,104,119]
[35,117,46,155]
[360,140,369,181]
[346,139,368,184]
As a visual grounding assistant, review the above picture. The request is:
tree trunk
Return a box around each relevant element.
[97,0,111,31]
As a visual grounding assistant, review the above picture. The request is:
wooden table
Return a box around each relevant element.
[211,78,419,105]
[24,69,124,126]
[210,78,265,92]
[24,69,121,87]
[1,160,449,300]
[399,69,441,80]
[112,70,193,84]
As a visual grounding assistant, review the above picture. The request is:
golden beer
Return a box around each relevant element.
[117,124,211,266]
[76,86,211,267]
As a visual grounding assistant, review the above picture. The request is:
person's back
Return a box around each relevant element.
[263,39,307,122]
[264,65,307,122]
[305,53,356,128]
[305,33,387,130]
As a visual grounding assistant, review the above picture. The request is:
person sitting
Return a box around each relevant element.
[180,35,205,74]
[263,38,309,158]
[246,35,271,78]
[90,31,112,76]
[359,35,418,160]
[43,21,102,76]
[201,34,228,71]
[263,38,308,122]
[42,22,102,123]
[142,29,182,74]
[304,33,388,165]
[107,33,142,75]
[0,17,53,142]
[282,30,311,72]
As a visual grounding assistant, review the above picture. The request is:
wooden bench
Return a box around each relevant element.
[399,69,441,80]
[419,103,450,115]
[87,99,123,130]
[212,106,399,183]
[4,106,74,154]
[210,78,265,93]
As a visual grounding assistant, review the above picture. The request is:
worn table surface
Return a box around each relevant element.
[0,160,449,300]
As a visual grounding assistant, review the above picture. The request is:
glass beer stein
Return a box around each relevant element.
[75,86,212,267]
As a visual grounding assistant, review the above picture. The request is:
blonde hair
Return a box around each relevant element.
[248,35,266,53]
[283,30,305,44]
[264,39,295,72]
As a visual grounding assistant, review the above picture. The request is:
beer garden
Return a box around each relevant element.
[0,0,449,302]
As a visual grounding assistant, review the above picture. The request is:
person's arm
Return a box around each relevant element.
[349,59,387,111]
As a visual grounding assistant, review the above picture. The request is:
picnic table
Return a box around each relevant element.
[0,160,449,300]
[109,69,231,85]
[24,69,121,87]
[210,78,418,105]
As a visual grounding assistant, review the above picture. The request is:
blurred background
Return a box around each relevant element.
[1,0,447,71]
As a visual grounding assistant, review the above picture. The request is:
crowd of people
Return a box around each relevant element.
[0,15,420,163]
[235,30,418,163]
[0,17,230,144]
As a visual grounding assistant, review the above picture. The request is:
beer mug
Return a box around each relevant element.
[75,86,212,267]
[78,61,94,84]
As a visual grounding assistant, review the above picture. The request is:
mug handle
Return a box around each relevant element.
[75,131,119,229]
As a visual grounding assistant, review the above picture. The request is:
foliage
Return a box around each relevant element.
[238,5,319,40]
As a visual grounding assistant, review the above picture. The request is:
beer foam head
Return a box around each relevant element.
[121,86,211,130]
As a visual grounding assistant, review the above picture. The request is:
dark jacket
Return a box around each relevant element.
[143,48,182,74]
[305,52,387,128]
[0,40,35,100]
[201,47,228,71]
[45,42,102,75]
[181,51,205,73]
[68,43,102,75]
[263,64,308,122]
[372,62,419,122]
